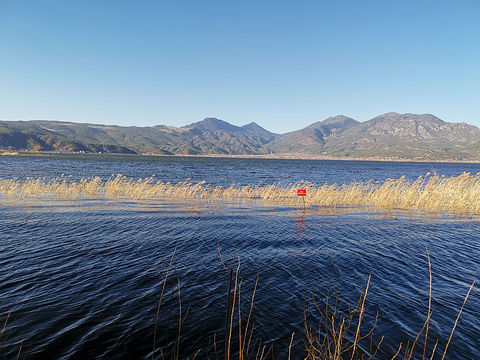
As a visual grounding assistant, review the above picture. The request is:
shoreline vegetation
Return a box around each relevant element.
[2,150,480,164]
[2,172,480,214]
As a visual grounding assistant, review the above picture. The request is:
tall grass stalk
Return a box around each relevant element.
[0,313,10,352]
[0,313,22,360]
[303,251,475,360]
[303,278,382,360]
[441,281,475,360]
[219,248,273,360]
[152,241,180,360]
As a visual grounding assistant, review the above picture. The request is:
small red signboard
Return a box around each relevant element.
[297,189,306,196]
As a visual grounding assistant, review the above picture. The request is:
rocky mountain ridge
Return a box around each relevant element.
[1,113,480,161]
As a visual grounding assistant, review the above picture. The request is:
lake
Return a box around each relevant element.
[0,154,479,359]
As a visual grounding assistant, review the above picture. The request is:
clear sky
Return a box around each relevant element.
[1,1,479,134]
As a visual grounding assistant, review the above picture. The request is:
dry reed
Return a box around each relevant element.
[2,172,480,214]
[218,248,274,360]
[303,278,383,360]
[0,313,22,360]
[151,249,475,360]
[2,249,474,359]
[303,250,476,360]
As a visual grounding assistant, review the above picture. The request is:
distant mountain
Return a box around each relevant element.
[0,122,136,154]
[0,118,279,156]
[322,113,480,160]
[266,115,358,155]
[241,122,273,135]
[184,117,241,133]
[2,113,480,161]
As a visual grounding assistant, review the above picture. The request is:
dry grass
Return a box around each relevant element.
[2,249,474,359]
[2,172,480,214]
[303,282,476,360]
[303,276,383,360]
[303,250,476,360]
[149,246,475,360]
[218,250,274,360]
[0,313,22,360]
[152,245,273,360]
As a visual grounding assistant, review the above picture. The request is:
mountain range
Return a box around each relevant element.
[2,113,480,161]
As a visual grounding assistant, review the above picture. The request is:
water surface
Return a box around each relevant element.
[0,154,479,359]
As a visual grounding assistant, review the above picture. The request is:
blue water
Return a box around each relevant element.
[0,154,479,359]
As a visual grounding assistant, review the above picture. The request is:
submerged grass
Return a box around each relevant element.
[2,172,480,214]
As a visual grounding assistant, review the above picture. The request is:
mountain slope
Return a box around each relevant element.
[164,118,279,155]
[0,118,279,155]
[266,115,359,155]
[2,113,480,160]
[0,123,136,154]
[323,113,480,160]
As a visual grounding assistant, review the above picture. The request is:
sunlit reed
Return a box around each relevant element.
[2,172,480,213]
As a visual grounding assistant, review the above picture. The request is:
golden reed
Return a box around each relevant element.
[1,172,480,213]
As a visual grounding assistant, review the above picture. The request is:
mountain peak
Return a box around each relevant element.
[241,122,275,134]
[320,115,359,129]
[371,112,443,123]
[302,115,358,132]
[185,118,242,132]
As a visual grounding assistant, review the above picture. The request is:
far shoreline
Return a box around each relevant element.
[2,150,480,165]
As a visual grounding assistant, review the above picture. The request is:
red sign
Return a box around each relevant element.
[297,189,306,196]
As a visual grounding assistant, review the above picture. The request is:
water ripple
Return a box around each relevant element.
[0,201,479,359]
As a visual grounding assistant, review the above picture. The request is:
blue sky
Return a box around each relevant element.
[1,1,479,133]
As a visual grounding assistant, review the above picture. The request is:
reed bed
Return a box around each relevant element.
[2,172,480,214]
